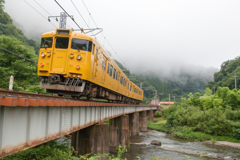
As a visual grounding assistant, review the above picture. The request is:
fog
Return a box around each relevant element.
[4,0,240,79]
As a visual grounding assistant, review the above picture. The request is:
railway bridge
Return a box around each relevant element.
[0,90,157,158]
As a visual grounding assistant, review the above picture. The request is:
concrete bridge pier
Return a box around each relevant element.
[109,115,130,153]
[147,110,154,121]
[129,112,139,137]
[71,123,109,158]
[139,111,147,132]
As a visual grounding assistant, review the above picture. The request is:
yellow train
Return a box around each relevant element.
[37,29,143,104]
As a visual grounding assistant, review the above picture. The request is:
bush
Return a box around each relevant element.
[233,129,240,139]
[155,111,162,117]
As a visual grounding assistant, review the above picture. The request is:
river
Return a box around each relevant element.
[122,130,240,160]
[57,130,240,160]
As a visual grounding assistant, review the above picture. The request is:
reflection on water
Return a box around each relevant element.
[122,130,240,160]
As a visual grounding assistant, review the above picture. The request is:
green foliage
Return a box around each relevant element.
[206,56,240,91]
[233,129,240,139]
[0,3,39,54]
[0,35,42,92]
[155,111,162,117]
[162,105,177,119]
[2,139,70,160]
[154,87,240,142]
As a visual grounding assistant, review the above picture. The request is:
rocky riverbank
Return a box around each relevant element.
[203,141,240,150]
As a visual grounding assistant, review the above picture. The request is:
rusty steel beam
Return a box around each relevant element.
[0,95,157,158]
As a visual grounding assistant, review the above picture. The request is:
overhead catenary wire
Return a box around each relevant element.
[33,0,52,16]
[0,47,37,63]
[54,0,82,30]
[70,0,95,36]
[23,0,57,28]
[81,0,129,70]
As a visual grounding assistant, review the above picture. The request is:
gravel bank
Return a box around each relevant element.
[203,141,240,150]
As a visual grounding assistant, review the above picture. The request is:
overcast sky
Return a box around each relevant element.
[4,0,240,74]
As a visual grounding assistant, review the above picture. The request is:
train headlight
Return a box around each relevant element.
[41,52,45,57]
[77,55,81,60]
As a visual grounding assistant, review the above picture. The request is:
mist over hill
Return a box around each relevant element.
[115,60,218,103]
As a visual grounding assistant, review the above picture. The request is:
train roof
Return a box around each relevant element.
[41,29,93,41]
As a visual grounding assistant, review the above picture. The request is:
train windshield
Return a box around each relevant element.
[55,38,69,49]
[40,37,53,48]
[71,38,92,52]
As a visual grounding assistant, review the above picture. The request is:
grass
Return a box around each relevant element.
[154,117,167,124]
[148,117,240,143]
[172,131,240,143]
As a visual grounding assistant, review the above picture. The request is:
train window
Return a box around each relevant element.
[109,65,113,77]
[94,49,98,62]
[102,57,106,70]
[88,41,93,52]
[113,68,116,79]
[120,76,122,84]
[55,38,69,49]
[139,91,142,95]
[71,39,87,51]
[107,63,110,74]
[130,84,132,91]
[71,39,92,52]
[117,72,119,81]
[134,88,138,93]
[41,37,53,48]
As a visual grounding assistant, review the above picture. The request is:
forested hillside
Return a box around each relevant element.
[206,56,240,91]
[0,0,42,92]
[115,60,213,103]
[0,0,39,54]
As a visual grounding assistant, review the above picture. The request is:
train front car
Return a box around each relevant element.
[38,29,93,97]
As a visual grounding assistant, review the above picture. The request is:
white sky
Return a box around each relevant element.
[4,0,240,73]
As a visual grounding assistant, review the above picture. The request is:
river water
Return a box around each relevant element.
[58,129,240,160]
[123,130,240,160]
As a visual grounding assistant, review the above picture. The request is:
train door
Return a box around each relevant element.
[117,73,121,91]
[129,83,133,97]
[92,47,98,78]
[101,55,107,83]
[50,37,69,74]
[127,81,129,96]
[116,71,120,91]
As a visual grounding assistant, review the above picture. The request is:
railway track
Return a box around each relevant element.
[0,89,109,103]
[0,90,153,106]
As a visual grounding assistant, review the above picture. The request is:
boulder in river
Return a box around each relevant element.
[150,140,162,146]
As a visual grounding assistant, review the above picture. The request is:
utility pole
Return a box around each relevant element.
[233,74,238,89]
[48,12,73,29]
[169,94,170,106]
[9,75,14,91]
[213,86,216,94]
[140,83,143,89]
[172,96,175,102]
[159,93,164,101]
[155,90,158,105]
